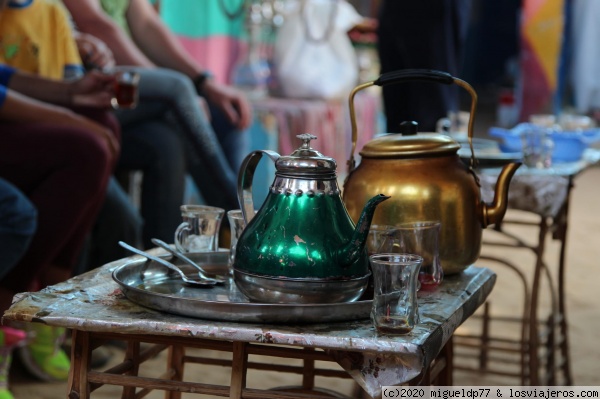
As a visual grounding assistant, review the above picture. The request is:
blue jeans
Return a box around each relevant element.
[0,178,37,280]
[114,68,249,246]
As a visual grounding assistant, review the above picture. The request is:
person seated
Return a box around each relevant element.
[0,179,36,399]
[0,64,118,392]
[0,178,36,281]
[64,0,253,210]
[0,0,143,267]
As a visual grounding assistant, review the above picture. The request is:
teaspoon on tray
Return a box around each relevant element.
[118,241,218,287]
[150,238,227,284]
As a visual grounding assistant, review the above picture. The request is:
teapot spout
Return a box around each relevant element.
[482,162,521,227]
[337,194,390,266]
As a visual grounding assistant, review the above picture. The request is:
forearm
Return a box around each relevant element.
[1,90,80,124]
[127,0,202,78]
[8,72,71,105]
[62,0,154,67]
[82,21,154,67]
[132,20,202,78]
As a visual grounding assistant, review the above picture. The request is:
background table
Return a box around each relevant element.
[453,149,600,385]
[4,256,495,399]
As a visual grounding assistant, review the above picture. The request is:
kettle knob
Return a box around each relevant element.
[298,133,318,148]
[400,121,418,136]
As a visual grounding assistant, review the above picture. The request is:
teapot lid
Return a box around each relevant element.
[360,121,460,158]
[276,133,337,177]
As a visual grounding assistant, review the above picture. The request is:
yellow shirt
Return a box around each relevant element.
[0,0,84,80]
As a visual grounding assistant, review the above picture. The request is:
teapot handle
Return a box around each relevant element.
[237,149,281,224]
[346,69,479,174]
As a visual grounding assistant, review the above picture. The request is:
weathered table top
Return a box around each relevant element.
[3,257,495,396]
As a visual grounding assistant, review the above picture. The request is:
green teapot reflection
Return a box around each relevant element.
[233,134,389,304]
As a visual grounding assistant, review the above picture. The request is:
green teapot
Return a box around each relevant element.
[234,134,389,304]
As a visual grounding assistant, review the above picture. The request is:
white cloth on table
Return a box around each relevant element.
[479,173,569,218]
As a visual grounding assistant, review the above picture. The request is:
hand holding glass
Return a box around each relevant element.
[110,68,140,109]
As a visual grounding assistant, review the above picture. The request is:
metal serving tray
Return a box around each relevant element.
[112,251,371,324]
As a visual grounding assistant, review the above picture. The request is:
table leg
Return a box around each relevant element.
[167,345,185,399]
[121,340,141,399]
[555,181,574,385]
[230,342,248,399]
[68,330,91,399]
[302,348,316,391]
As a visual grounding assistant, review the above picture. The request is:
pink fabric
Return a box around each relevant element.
[177,36,244,85]
[250,91,381,177]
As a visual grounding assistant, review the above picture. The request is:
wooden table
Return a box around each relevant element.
[454,149,600,385]
[3,259,495,399]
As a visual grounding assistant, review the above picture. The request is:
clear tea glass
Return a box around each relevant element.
[379,221,444,291]
[174,205,224,253]
[369,253,422,335]
[226,209,255,275]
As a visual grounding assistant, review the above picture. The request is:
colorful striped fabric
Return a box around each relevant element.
[158,0,247,83]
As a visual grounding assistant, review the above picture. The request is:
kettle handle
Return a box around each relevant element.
[237,149,281,224]
[346,69,479,174]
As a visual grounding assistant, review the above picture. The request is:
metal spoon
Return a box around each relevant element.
[118,241,217,287]
[150,238,227,284]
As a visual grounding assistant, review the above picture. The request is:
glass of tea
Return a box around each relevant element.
[369,253,422,335]
[379,221,444,291]
[174,205,225,253]
[110,68,140,109]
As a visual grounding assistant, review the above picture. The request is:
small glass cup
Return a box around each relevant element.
[110,67,140,109]
[436,110,470,140]
[226,209,255,275]
[380,221,444,291]
[520,125,554,169]
[369,253,422,335]
[174,205,224,253]
[366,224,397,255]
[529,114,557,128]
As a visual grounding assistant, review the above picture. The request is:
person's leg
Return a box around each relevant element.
[118,68,240,210]
[117,119,186,249]
[0,122,113,382]
[207,102,250,172]
[77,177,143,273]
[0,178,36,281]
[0,127,112,291]
[377,0,469,132]
[182,89,250,210]
[0,181,34,399]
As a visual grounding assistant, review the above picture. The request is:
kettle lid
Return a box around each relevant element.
[276,133,337,176]
[360,121,460,158]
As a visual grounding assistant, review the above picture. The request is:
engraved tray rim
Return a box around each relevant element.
[112,252,371,324]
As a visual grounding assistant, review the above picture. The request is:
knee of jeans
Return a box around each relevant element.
[157,69,196,97]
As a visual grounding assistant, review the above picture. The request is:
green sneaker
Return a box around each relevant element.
[18,324,70,382]
[0,326,27,399]
[0,348,15,399]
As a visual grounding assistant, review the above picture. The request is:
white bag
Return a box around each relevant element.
[273,0,362,100]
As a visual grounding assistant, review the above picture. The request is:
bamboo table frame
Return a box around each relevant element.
[4,261,496,399]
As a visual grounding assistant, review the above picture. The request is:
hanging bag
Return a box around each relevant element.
[273,0,362,100]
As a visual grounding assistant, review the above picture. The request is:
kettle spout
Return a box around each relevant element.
[482,162,521,227]
[337,194,390,266]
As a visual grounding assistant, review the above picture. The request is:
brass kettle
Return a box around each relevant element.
[234,133,389,303]
[343,69,521,275]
